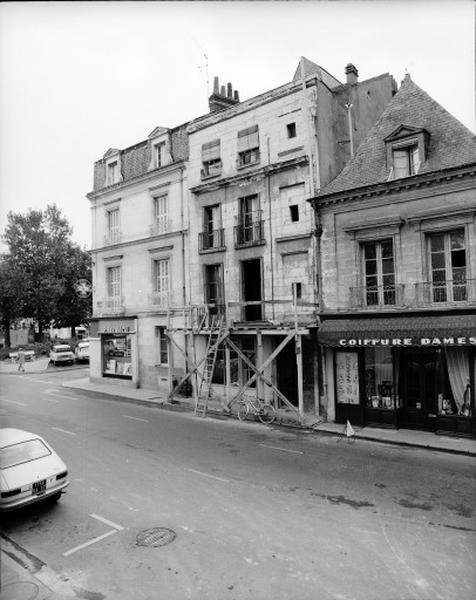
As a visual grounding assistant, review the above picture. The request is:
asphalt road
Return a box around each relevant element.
[1,369,475,600]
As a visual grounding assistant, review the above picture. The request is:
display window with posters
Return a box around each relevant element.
[102,334,132,379]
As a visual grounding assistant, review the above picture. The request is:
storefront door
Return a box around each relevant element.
[400,348,438,430]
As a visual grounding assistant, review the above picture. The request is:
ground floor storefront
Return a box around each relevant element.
[319,313,476,437]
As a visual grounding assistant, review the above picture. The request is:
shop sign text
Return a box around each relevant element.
[339,336,476,347]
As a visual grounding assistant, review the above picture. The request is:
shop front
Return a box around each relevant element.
[319,314,476,437]
[89,317,139,386]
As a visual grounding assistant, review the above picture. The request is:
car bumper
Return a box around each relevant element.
[0,480,69,512]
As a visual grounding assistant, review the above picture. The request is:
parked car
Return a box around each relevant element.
[0,428,69,512]
[75,341,90,363]
[49,344,75,366]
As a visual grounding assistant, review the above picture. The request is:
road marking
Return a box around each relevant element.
[259,443,303,455]
[42,396,60,403]
[29,378,52,384]
[62,529,118,557]
[44,390,78,400]
[51,426,76,436]
[185,468,230,483]
[123,415,149,422]
[1,399,25,406]
[90,513,124,531]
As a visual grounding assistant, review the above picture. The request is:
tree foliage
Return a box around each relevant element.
[2,204,91,339]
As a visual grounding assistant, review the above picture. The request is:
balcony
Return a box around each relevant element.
[96,296,124,315]
[199,228,225,252]
[149,219,170,236]
[236,149,260,169]
[350,284,405,309]
[148,292,169,309]
[414,279,476,306]
[104,230,122,245]
[234,220,265,248]
[200,160,223,180]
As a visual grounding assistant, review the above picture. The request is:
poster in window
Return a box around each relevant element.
[336,352,360,405]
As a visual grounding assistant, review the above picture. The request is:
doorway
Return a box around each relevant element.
[399,348,438,429]
[276,336,298,407]
[241,259,262,321]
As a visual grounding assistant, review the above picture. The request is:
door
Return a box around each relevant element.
[276,336,298,407]
[242,259,262,321]
[400,348,438,429]
[334,350,365,425]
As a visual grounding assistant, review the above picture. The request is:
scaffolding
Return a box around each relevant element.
[166,297,317,422]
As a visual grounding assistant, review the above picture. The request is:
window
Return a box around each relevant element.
[236,194,263,246]
[154,259,169,306]
[154,142,166,168]
[204,264,224,314]
[365,348,395,410]
[362,239,395,305]
[103,334,132,378]
[153,195,168,234]
[428,229,467,302]
[286,122,297,138]
[107,209,120,242]
[201,205,223,250]
[292,282,302,301]
[393,145,420,178]
[107,266,121,298]
[107,161,118,185]
[237,125,260,167]
[201,139,222,178]
[155,326,168,365]
[289,205,299,222]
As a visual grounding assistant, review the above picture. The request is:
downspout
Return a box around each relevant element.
[179,164,189,372]
[266,137,275,320]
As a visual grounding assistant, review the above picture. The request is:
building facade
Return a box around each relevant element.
[87,125,189,393]
[311,75,476,436]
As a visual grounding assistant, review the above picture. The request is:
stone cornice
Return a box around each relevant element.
[89,229,188,254]
[310,162,476,208]
[190,155,309,194]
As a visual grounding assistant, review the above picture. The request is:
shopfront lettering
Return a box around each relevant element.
[98,320,135,334]
[338,336,476,347]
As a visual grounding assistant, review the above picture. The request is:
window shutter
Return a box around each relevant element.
[237,125,259,152]
[202,139,221,162]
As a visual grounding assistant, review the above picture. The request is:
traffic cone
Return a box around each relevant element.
[344,420,355,437]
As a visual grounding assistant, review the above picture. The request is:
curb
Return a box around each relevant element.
[62,382,476,457]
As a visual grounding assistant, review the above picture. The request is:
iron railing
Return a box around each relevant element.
[199,228,225,251]
[234,220,265,248]
[349,284,405,308]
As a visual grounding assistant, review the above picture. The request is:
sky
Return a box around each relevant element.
[0,0,474,251]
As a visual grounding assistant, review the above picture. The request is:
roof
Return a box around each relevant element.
[320,75,476,196]
[317,314,476,346]
[0,428,40,447]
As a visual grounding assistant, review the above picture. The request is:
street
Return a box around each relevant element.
[1,369,475,600]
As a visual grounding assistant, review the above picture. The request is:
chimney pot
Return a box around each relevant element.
[345,63,358,85]
[213,76,219,94]
[234,90,239,101]
[220,85,226,96]
[227,82,233,98]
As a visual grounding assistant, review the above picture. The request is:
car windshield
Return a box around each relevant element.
[0,439,52,469]
[78,343,89,349]
[54,347,71,353]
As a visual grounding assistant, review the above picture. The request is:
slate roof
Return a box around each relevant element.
[320,75,476,196]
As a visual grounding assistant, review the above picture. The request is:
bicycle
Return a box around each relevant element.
[237,396,277,425]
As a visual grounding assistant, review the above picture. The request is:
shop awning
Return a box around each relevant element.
[318,314,476,347]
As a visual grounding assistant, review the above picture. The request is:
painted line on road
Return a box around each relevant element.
[1,398,26,406]
[62,529,118,557]
[90,513,124,531]
[185,468,230,483]
[259,443,303,455]
[42,396,60,403]
[51,426,77,436]
[123,415,149,423]
[44,391,79,401]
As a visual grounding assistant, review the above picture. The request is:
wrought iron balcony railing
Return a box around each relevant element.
[414,279,476,305]
[104,230,122,245]
[234,220,265,248]
[149,219,170,236]
[148,292,169,308]
[96,296,124,315]
[199,228,225,252]
[350,284,405,309]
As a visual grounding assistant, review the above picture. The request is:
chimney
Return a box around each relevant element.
[345,63,358,85]
[208,75,240,113]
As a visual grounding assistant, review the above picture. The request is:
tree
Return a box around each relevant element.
[2,204,91,340]
[0,255,25,347]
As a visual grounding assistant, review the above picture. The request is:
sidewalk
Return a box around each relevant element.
[63,377,476,457]
[0,357,51,374]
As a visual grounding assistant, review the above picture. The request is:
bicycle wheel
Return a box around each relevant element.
[258,403,277,425]
[237,401,249,422]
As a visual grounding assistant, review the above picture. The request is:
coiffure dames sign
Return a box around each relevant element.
[339,336,476,347]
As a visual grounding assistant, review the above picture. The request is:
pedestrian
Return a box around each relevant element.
[17,349,26,373]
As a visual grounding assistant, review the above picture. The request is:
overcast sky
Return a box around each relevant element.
[0,0,474,251]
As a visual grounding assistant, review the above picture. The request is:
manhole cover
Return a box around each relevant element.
[136,527,176,547]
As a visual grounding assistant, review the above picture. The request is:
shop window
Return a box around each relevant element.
[155,326,168,365]
[438,348,472,417]
[362,239,395,306]
[428,229,467,302]
[102,334,132,378]
[365,347,397,410]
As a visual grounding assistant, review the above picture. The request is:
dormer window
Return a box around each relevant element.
[393,143,420,178]
[154,142,166,168]
[107,161,118,185]
[103,148,122,187]
[384,125,430,181]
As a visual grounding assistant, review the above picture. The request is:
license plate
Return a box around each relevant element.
[33,480,46,495]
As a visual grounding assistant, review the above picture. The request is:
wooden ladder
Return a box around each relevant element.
[195,315,224,417]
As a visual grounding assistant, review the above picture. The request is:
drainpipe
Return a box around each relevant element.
[345,103,354,157]
[179,165,189,371]
[266,137,275,320]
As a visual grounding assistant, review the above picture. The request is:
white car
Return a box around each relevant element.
[49,344,75,366]
[75,341,90,363]
[0,428,69,512]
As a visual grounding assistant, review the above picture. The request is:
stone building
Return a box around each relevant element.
[311,75,476,436]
